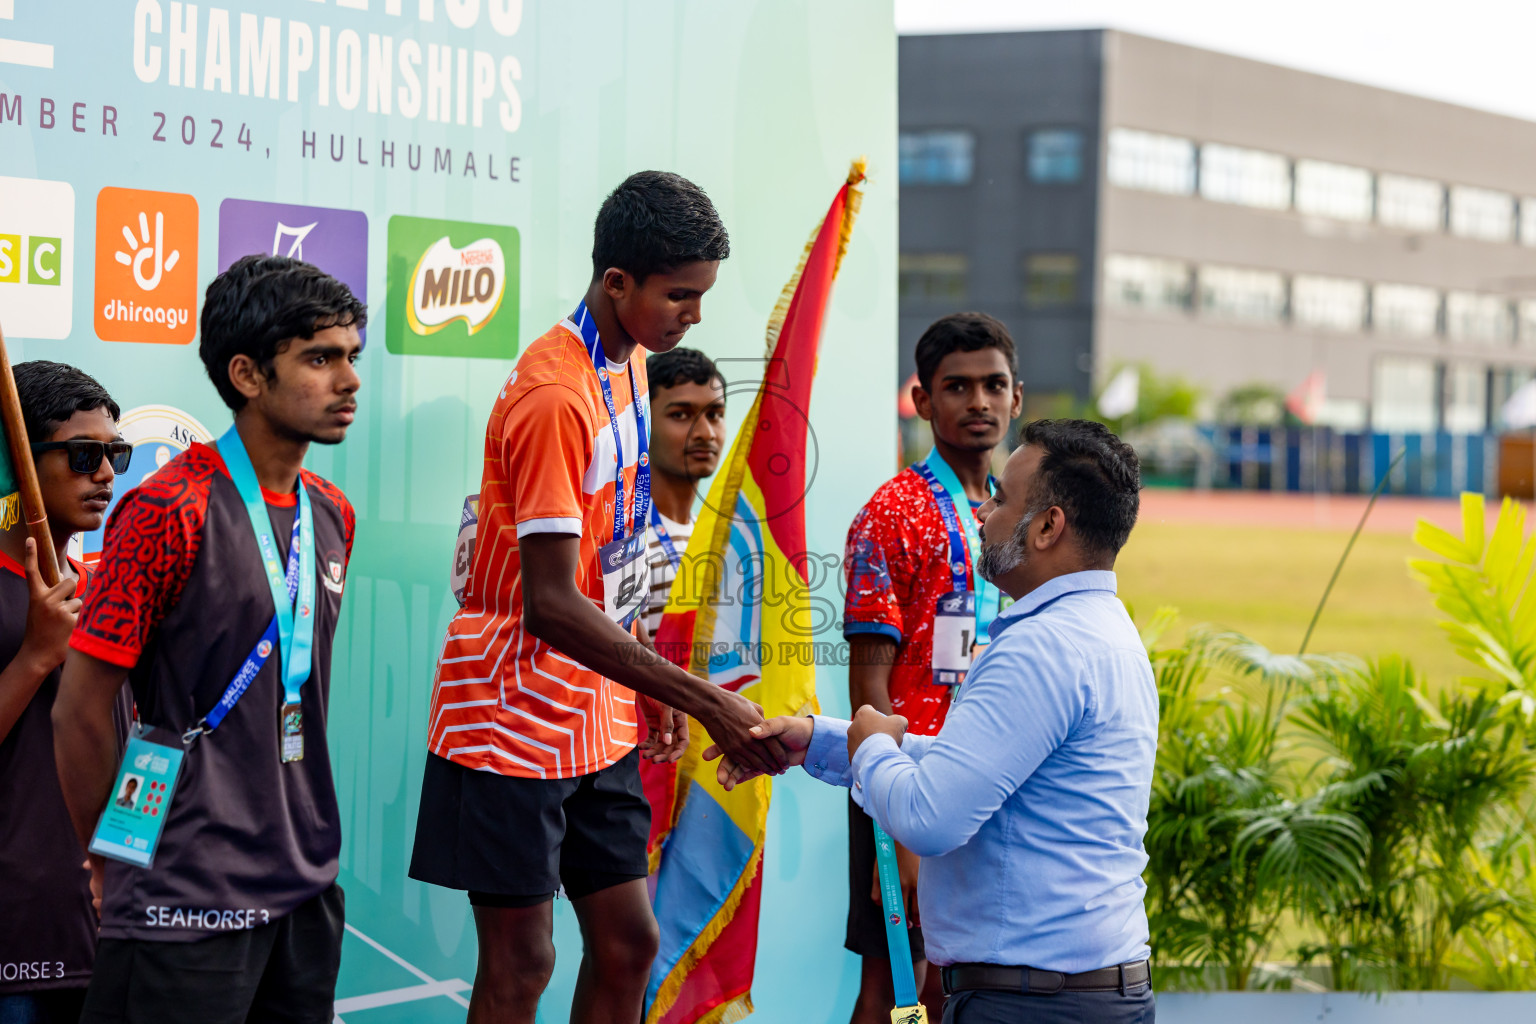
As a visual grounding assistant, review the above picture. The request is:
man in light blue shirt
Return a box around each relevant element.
[709,419,1157,1023]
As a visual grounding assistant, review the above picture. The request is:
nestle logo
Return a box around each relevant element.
[459,247,495,266]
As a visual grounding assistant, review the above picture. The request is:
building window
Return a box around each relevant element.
[1449,185,1514,242]
[1372,356,1437,433]
[1026,129,1083,184]
[1520,199,1536,247]
[1102,254,1192,312]
[1022,253,1079,307]
[1373,283,1440,338]
[1292,275,1367,332]
[1294,160,1373,222]
[898,252,968,304]
[1494,367,1536,430]
[899,130,975,186]
[1199,144,1291,210]
[1518,299,1536,346]
[1198,264,1287,324]
[1377,174,1444,232]
[1444,363,1489,434]
[1106,128,1196,195]
[1445,291,1514,344]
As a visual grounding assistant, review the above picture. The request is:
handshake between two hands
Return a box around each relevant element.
[701,705,910,791]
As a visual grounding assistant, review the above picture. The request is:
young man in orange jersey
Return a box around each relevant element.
[411,172,785,1024]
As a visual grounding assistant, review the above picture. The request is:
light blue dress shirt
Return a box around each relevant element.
[806,570,1158,972]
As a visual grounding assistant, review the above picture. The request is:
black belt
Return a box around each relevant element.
[941,959,1151,996]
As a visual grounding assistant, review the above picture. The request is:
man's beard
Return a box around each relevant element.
[977,511,1036,583]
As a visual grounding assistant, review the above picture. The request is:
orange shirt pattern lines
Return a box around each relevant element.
[428,312,648,779]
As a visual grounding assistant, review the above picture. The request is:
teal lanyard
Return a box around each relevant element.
[873,821,921,1009]
[920,447,1001,641]
[216,425,316,705]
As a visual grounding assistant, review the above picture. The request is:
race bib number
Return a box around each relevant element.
[451,494,479,608]
[931,590,976,687]
[598,532,647,629]
[90,728,185,869]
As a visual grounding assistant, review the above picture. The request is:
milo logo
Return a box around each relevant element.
[386,215,520,360]
[408,236,507,335]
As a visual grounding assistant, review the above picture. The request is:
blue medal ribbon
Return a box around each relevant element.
[913,448,1001,640]
[649,504,682,571]
[874,821,922,1011]
[571,302,650,543]
[184,426,316,742]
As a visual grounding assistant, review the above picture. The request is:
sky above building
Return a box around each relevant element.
[895,0,1536,124]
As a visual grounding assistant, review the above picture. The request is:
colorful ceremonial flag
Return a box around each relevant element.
[641,160,866,1024]
[0,429,16,531]
[0,328,23,533]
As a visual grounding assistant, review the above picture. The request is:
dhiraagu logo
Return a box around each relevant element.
[386,215,519,359]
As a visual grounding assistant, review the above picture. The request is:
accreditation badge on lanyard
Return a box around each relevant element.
[572,302,651,629]
[89,724,186,868]
[914,452,995,688]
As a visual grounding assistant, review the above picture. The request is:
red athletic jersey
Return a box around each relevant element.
[842,468,984,737]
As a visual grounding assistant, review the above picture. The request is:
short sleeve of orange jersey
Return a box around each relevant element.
[503,383,595,529]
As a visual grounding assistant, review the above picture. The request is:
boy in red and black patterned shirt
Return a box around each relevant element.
[841,313,1021,1023]
[55,256,363,1024]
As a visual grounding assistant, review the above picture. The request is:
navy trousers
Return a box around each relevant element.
[942,985,1155,1023]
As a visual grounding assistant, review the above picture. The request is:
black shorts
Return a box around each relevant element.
[846,795,926,961]
[79,884,343,1024]
[409,748,650,907]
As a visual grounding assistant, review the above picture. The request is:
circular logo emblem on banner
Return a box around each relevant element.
[257,640,273,658]
[75,405,214,565]
[639,453,649,467]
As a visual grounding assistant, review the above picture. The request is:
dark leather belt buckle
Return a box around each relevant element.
[1026,969,1066,995]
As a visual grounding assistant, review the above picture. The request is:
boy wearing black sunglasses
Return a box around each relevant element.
[0,360,128,1024]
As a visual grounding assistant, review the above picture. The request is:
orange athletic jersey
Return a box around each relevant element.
[427,315,649,779]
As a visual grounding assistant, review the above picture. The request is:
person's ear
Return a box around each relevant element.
[601,267,629,303]
[912,384,934,423]
[1033,506,1067,551]
[226,354,268,403]
[1010,382,1023,419]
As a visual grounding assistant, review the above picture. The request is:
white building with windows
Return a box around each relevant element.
[898,29,1536,434]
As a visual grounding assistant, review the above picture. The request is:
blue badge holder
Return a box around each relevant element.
[89,725,186,869]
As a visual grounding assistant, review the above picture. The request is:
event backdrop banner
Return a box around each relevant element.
[0,1,896,1020]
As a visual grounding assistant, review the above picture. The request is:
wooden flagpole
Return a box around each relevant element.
[0,324,60,587]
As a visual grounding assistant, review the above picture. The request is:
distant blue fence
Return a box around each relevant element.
[1203,427,1497,498]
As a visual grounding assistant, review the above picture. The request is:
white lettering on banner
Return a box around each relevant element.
[145,905,271,930]
[128,2,522,128]
[132,0,160,82]
[0,962,67,982]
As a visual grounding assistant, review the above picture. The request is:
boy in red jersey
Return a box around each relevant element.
[0,361,128,1024]
[842,313,1021,1023]
[412,172,783,1024]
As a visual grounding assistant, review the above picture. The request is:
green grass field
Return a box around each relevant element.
[1115,520,1469,685]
